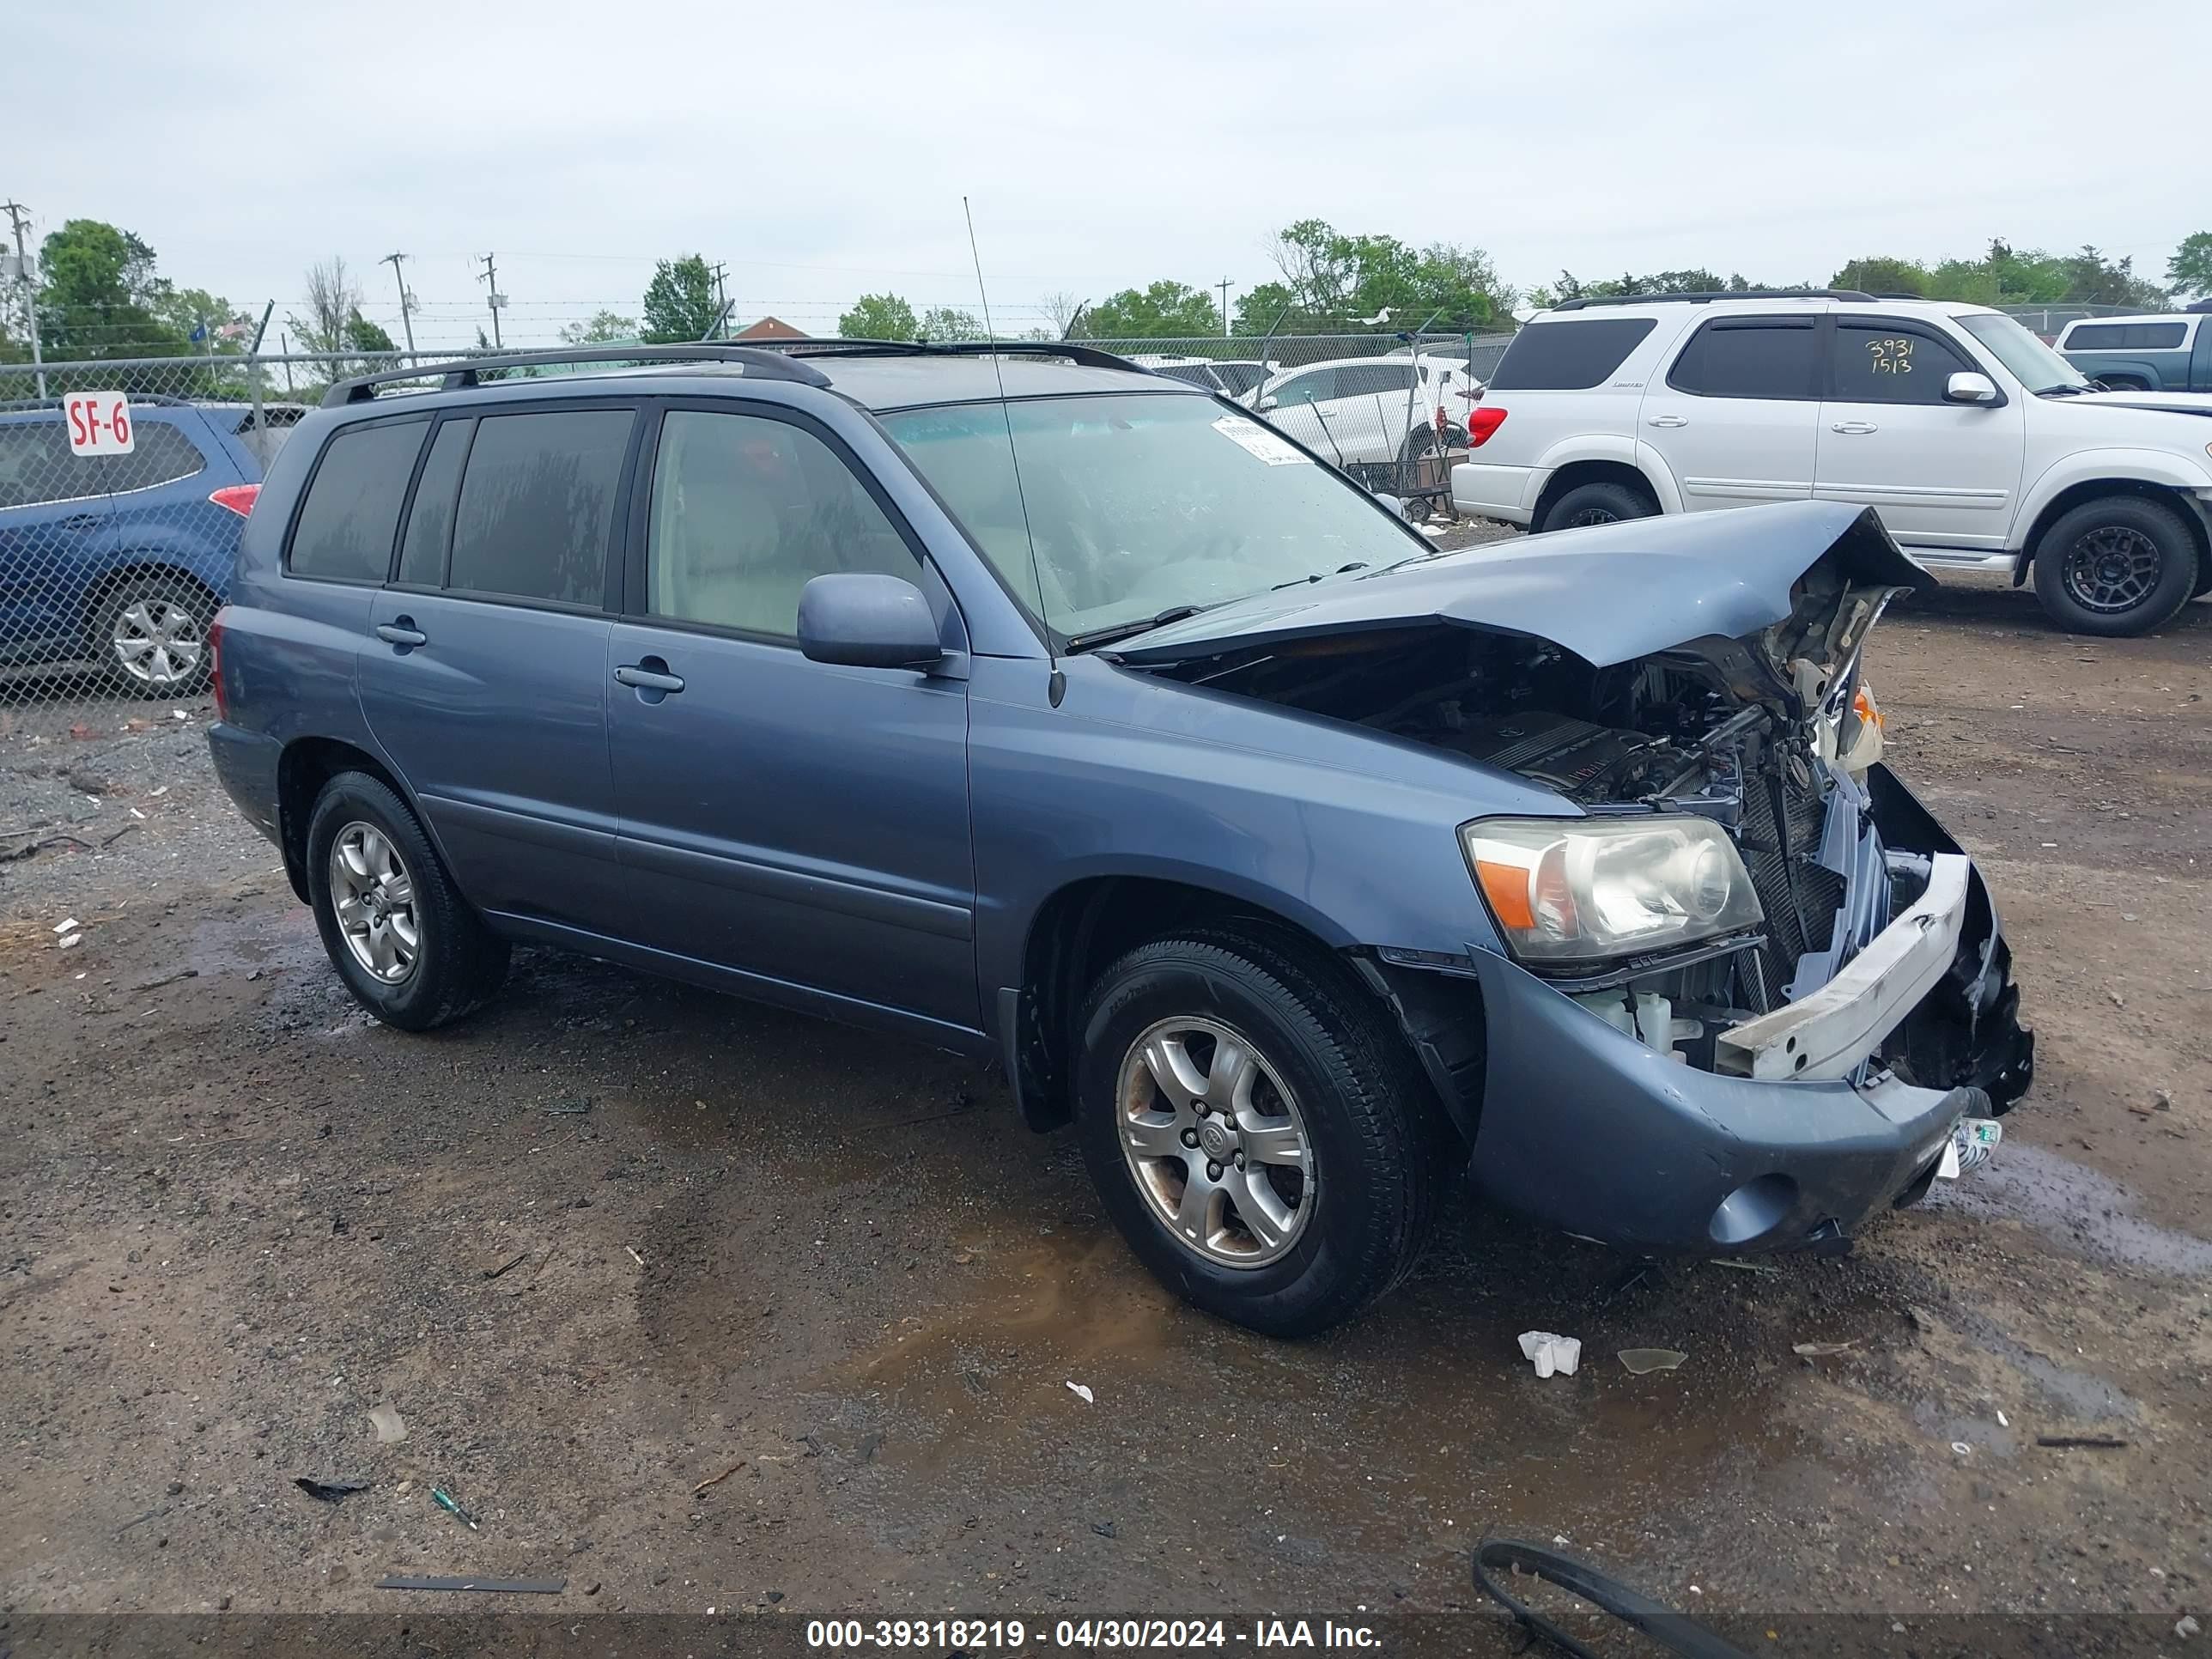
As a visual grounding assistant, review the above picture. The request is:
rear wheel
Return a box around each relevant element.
[1538,479,1656,533]
[2031,496,2198,636]
[305,771,509,1030]
[92,572,214,696]
[1073,928,1454,1337]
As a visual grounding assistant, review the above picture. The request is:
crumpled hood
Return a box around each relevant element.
[1110,500,1925,668]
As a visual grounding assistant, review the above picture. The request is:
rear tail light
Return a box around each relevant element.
[209,483,260,517]
[1467,406,1508,447]
[208,613,228,722]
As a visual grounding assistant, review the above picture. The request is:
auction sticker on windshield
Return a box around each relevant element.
[1213,415,1310,465]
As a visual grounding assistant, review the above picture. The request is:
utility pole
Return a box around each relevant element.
[1217,276,1234,337]
[3,199,47,398]
[380,251,417,360]
[475,252,505,349]
[708,261,728,339]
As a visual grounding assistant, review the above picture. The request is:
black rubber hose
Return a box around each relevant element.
[1472,1537,1753,1659]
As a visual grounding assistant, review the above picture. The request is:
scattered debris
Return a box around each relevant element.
[2036,1435,2128,1450]
[53,918,78,934]
[375,1576,566,1595]
[367,1403,408,1444]
[1618,1348,1686,1375]
[857,1431,885,1462]
[133,968,198,992]
[1791,1340,1860,1358]
[543,1096,593,1116]
[1708,1259,1781,1277]
[2177,1615,2199,1640]
[431,1486,479,1529]
[951,1249,975,1265]
[1951,1442,1973,1456]
[1997,1410,2009,1428]
[294,1476,370,1503]
[1091,1521,1118,1539]
[625,1246,646,1268]
[483,1250,529,1281]
[694,1459,746,1496]
[58,933,83,951]
[1066,1381,1095,1404]
[1517,1332,1581,1378]
[172,708,191,720]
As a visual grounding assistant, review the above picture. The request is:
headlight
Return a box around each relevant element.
[1462,815,1765,965]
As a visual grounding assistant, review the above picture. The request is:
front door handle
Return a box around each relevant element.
[615,659,685,695]
[1831,421,1879,434]
[1646,413,1688,428]
[375,619,428,647]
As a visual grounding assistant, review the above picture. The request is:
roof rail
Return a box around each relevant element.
[1550,289,1877,312]
[321,343,835,407]
[0,392,200,415]
[768,337,1147,374]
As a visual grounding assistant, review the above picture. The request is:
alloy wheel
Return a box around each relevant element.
[2062,526,2162,615]
[1115,1015,1315,1268]
[329,823,421,983]
[110,596,205,687]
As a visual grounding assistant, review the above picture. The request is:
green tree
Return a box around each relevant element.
[2054,246,2166,308]
[917,305,983,339]
[346,312,397,354]
[1082,280,1223,338]
[36,219,188,358]
[1831,257,1931,295]
[641,255,723,343]
[1231,220,1509,334]
[2168,232,2212,301]
[558,309,640,345]
[838,293,919,338]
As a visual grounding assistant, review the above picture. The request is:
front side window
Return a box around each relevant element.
[882,392,1420,640]
[448,409,632,605]
[1267,370,1334,407]
[646,410,915,638]
[288,418,428,582]
[1334,364,1417,399]
[0,420,86,509]
[1829,322,1972,405]
[1668,319,1819,399]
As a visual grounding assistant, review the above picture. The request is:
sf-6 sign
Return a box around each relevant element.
[64,392,135,456]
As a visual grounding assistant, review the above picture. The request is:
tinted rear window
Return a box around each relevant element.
[0,419,88,507]
[288,418,428,582]
[1668,319,1820,399]
[95,422,206,494]
[1488,319,1657,391]
[447,409,632,606]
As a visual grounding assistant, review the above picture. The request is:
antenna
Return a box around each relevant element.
[963,196,1055,682]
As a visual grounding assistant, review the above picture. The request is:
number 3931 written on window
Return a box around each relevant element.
[64,392,135,456]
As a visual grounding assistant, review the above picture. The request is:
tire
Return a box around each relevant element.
[1073,927,1455,1337]
[90,571,216,697]
[1537,480,1656,534]
[305,771,509,1031]
[2030,495,2199,637]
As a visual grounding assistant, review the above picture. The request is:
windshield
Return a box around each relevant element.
[1954,312,2090,392]
[880,392,1419,640]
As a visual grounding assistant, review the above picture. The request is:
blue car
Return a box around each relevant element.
[204,343,2033,1335]
[0,395,279,694]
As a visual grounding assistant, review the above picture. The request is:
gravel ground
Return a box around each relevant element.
[1,550,2207,1645]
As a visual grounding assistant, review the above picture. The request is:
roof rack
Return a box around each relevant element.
[1550,289,1877,312]
[322,343,836,407]
[769,337,1146,374]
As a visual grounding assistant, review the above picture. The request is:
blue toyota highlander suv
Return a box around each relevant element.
[204,342,2033,1335]
[0,395,276,693]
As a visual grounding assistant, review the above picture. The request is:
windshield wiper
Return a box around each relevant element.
[1064,605,1208,653]
[1271,560,1370,590]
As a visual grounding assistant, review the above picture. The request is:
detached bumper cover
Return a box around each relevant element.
[1456,836,2031,1256]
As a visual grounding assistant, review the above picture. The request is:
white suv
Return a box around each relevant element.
[1250,354,1474,469]
[1450,292,2212,635]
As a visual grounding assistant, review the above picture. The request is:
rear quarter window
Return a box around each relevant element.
[287,417,428,582]
[1489,319,1659,391]
[94,421,207,494]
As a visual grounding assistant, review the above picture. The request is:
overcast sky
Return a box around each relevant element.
[12,0,2209,349]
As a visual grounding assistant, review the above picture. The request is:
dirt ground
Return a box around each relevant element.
[1,562,2207,1646]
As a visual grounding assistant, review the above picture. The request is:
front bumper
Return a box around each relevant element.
[1450,778,2031,1255]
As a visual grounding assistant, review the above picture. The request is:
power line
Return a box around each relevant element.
[474,252,504,348]
[380,251,416,359]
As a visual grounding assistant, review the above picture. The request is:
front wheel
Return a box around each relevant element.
[1538,480,1656,533]
[2031,496,2199,637]
[1073,929,1454,1337]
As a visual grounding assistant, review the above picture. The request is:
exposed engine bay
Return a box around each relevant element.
[1154,567,2028,1111]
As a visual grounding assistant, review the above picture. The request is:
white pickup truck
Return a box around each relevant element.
[1449,291,2212,635]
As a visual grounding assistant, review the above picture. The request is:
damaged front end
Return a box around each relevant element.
[1120,502,2033,1255]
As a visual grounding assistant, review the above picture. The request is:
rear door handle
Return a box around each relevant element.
[1831,421,1879,434]
[614,660,685,695]
[375,620,428,647]
[1646,414,1688,428]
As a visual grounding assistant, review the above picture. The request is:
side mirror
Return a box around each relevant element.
[1945,371,1999,405]
[797,573,944,671]
[1255,395,1279,413]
